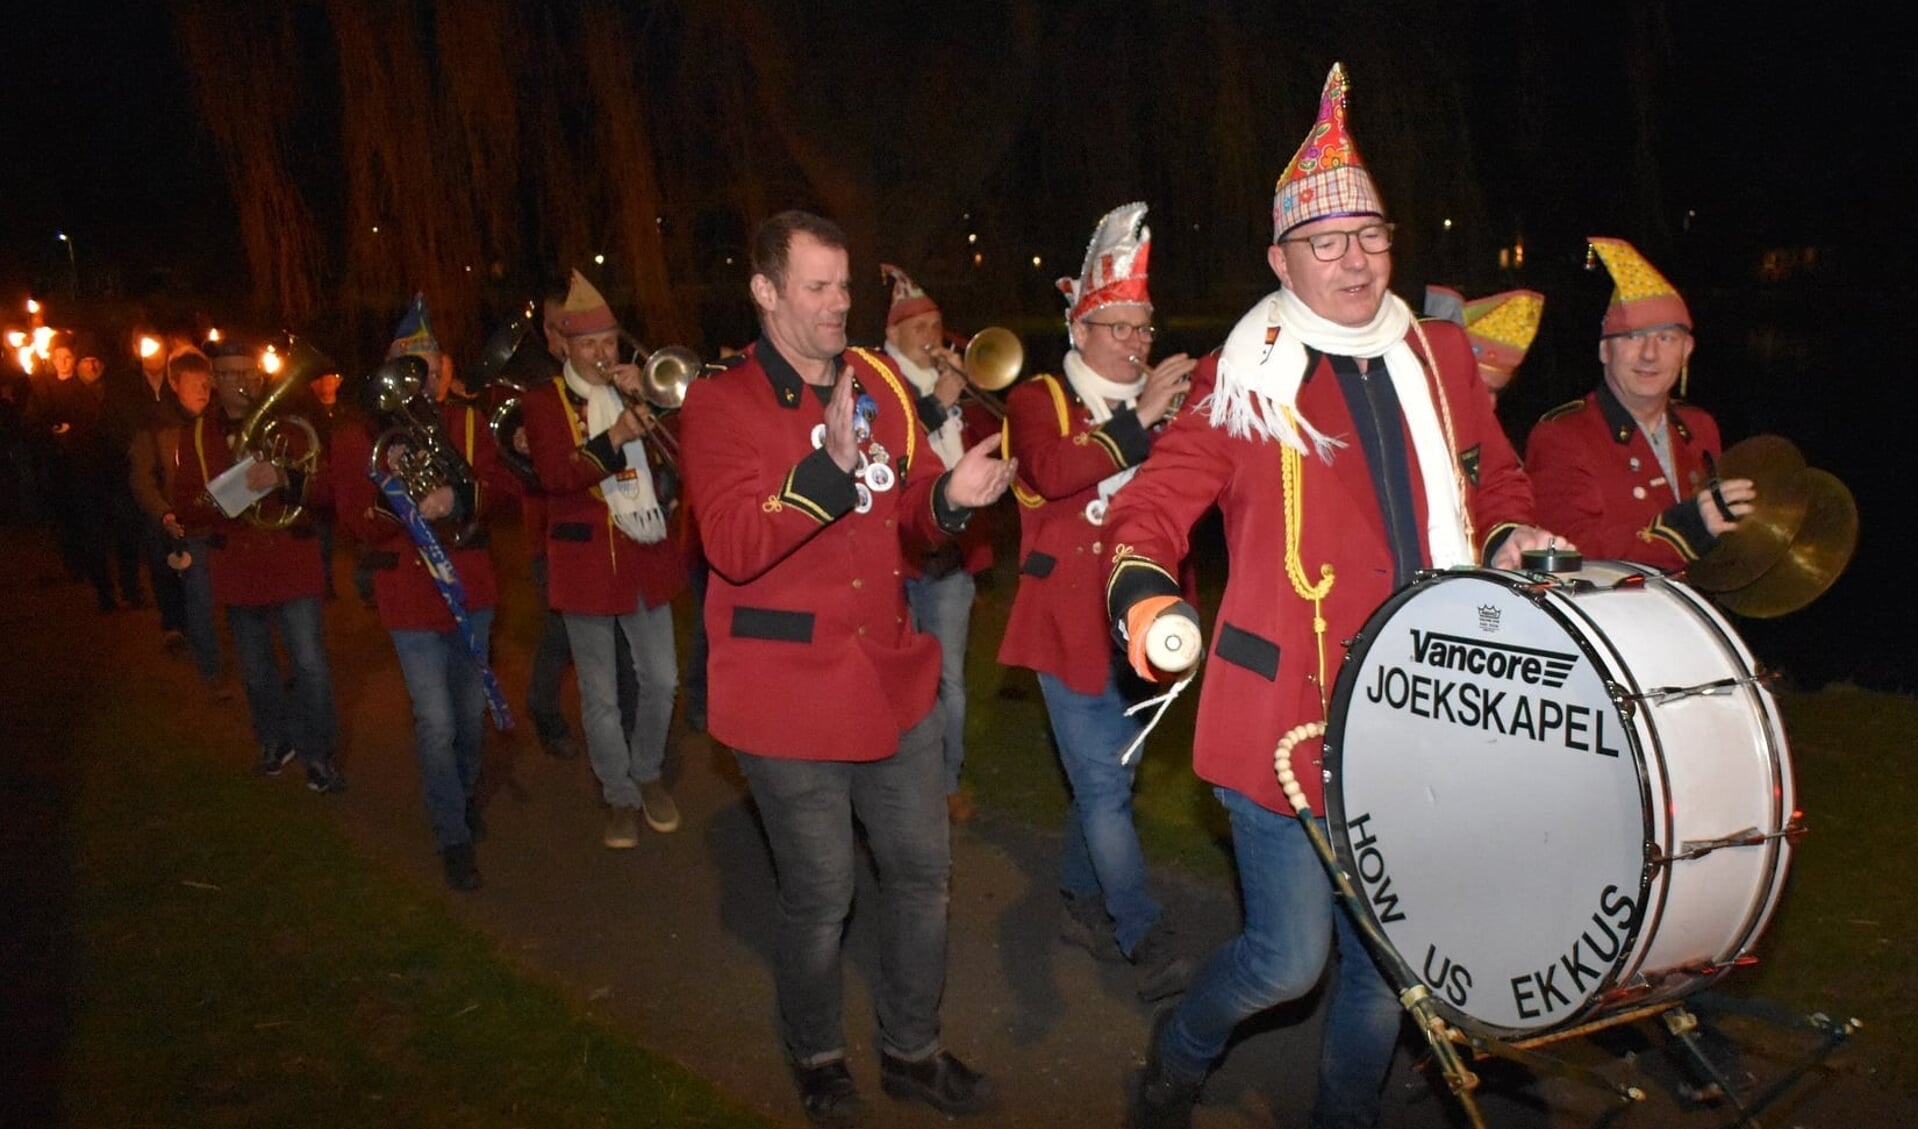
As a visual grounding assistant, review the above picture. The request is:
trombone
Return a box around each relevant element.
[604,331,719,471]
[928,326,1023,420]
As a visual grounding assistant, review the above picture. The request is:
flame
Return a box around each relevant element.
[139,335,161,359]
[261,347,283,375]
[31,326,53,357]
[206,327,222,343]
[4,331,23,349]
[25,298,40,315]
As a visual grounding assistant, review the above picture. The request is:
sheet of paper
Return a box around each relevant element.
[206,454,274,518]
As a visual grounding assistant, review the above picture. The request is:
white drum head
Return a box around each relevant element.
[1326,570,1654,1035]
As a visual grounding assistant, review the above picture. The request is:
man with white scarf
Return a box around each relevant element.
[1106,65,1567,1129]
[521,269,686,848]
[879,263,998,823]
[998,202,1199,1004]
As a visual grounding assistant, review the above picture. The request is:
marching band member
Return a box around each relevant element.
[520,270,685,846]
[1422,284,1545,407]
[681,210,1012,1125]
[1525,237,1753,568]
[172,335,345,794]
[878,262,998,823]
[997,202,1198,1002]
[333,296,514,891]
[1104,65,1564,1129]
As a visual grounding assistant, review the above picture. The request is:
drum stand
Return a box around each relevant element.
[1272,724,1861,1129]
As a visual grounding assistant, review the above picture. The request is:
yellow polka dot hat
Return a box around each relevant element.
[1588,236,1691,337]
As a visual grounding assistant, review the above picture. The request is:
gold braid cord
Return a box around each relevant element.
[1280,411,1336,716]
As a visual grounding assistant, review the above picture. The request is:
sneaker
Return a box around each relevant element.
[305,759,347,794]
[1060,891,1125,963]
[878,1050,993,1117]
[603,805,641,849]
[1129,923,1195,1003]
[465,798,488,843]
[946,788,977,824]
[638,778,680,833]
[255,743,297,777]
[442,842,483,891]
[793,1060,863,1127]
[1131,1009,1201,1129]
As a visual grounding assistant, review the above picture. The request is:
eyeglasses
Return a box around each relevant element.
[1610,327,1691,348]
[1277,222,1396,262]
[1080,319,1156,343]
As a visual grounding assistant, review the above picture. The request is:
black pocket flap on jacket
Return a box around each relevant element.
[1020,551,1057,579]
[550,521,593,543]
[732,606,815,644]
[1215,621,1280,682]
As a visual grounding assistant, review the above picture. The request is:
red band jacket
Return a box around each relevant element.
[171,409,327,608]
[1523,384,1722,569]
[998,372,1157,694]
[902,396,999,581]
[1104,319,1536,817]
[331,402,514,632]
[521,374,686,616]
[681,339,969,762]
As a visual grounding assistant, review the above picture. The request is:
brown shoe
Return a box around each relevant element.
[603,805,641,849]
[638,779,680,833]
[946,789,977,824]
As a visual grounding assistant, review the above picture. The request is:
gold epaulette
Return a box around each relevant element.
[1538,398,1587,423]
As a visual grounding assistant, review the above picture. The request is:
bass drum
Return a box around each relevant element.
[1323,562,1794,1038]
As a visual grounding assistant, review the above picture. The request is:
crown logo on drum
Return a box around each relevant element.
[1477,605,1502,633]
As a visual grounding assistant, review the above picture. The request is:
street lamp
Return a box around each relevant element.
[56,233,76,294]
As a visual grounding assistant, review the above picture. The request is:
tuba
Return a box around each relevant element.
[362,354,481,547]
[231,336,330,530]
[470,306,560,488]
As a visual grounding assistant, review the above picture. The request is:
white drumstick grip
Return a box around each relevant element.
[1145,612,1202,674]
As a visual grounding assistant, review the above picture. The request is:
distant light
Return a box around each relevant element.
[26,298,40,315]
[1442,218,1453,231]
[371,226,380,234]
[971,252,983,267]
[57,232,69,243]
[966,233,977,245]
[962,212,971,221]
[1030,255,1042,269]
[594,253,606,265]
[724,256,734,266]
[464,265,473,273]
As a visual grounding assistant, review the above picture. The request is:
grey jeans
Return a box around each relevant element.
[563,602,677,807]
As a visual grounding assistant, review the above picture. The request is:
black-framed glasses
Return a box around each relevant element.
[1278,222,1396,262]
[1080,319,1156,343]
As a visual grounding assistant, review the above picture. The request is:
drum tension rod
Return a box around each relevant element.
[1634,673,1762,705]
[1660,820,1805,864]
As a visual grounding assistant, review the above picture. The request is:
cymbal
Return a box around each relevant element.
[1713,468,1858,619]
[1683,434,1809,592]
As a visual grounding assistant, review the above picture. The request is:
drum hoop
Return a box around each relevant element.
[1323,566,1662,1037]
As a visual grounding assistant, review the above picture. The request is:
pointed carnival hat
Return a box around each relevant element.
[1273,63,1385,240]
[880,263,939,328]
[387,293,442,359]
[1588,237,1691,338]
[553,269,618,337]
[1462,289,1545,390]
[1058,201,1152,324]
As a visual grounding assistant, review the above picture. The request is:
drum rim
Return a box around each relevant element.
[1323,565,1662,1038]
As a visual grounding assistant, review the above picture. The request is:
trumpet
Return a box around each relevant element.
[1129,353,1186,423]
[928,326,1023,420]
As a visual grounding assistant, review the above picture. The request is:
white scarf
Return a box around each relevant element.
[1063,349,1150,511]
[563,361,667,544]
[1208,288,1471,567]
[885,342,968,470]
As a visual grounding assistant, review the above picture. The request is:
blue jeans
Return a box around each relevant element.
[1038,665,1159,955]
[1157,788,1403,1128]
[179,536,223,681]
[905,570,974,794]
[390,609,492,849]
[564,603,676,807]
[735,706,951,1067]
[226,595,338,763]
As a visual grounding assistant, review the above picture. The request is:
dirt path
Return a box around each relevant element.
[4,519,1905,1127]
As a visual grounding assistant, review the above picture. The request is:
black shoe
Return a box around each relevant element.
[1060,890,1125,963]
[878,1050,993,1117]
[1132,1009,1201,1129]
[305,759,347,794]
[531,711,579,759]
[793,1060,862,1127]
[256,743,297,777]
[441,843,483,891]
[1128,923,1195,1003]
[465,799,488,842]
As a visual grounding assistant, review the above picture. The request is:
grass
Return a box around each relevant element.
[58,675,769,1129]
